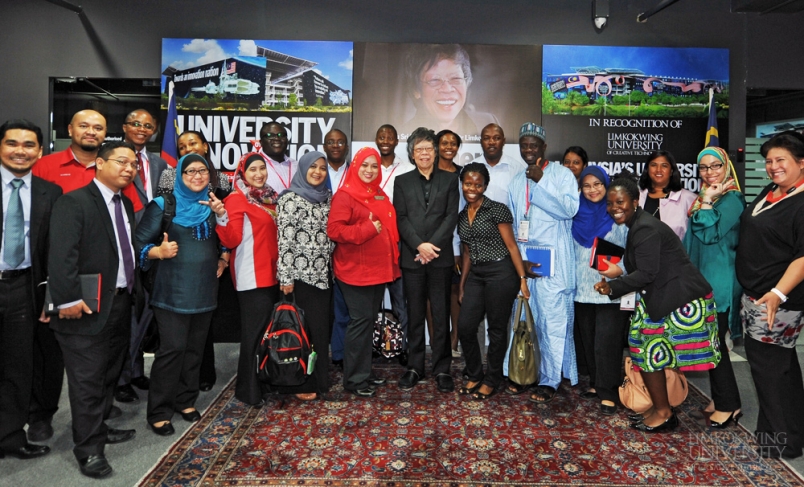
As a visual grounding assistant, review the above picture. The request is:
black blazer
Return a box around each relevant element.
[393,167,459,269]
[48,181,141,335]
[132,150,168,211]
[0,175,62,315]
[609,208,711,321]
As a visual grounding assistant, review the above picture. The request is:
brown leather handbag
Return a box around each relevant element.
[619,357,688,413]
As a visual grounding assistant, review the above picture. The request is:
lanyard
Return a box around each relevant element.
[524,160,549,215]
[380,164,398,191]
[264,154,292,190]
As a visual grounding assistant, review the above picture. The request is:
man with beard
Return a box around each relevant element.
[257,122,296,193]
[469,123,526,208]
[505,123,579,403]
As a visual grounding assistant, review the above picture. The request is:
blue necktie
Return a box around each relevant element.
[4,179,25,268]
[112,194,135,293]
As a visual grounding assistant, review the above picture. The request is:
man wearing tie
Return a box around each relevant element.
[0,120,61,460]
[49,140,140,478]
[115,109,168,404]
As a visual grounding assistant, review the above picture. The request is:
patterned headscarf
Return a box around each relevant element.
[688,147,740,216]
[234,152,279,216]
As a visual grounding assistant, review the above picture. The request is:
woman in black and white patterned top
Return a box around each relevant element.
[275,150,333,400]
[456,163,530,400]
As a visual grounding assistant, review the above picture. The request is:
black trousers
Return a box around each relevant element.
[457,260,519,389]
[338,280,385,391]
[56,291,131,460]
[117,289,152,386]
[28,321,63,425]
[403,265,453,377]
[235,286,278,405]
[708,312,741,411]
[574,302,629,402]
[745,336,804,458]
[147,308,212,424]
[273,281,332,395]
[0,272,35,450]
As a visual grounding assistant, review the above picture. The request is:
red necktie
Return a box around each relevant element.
[137,152,146,186]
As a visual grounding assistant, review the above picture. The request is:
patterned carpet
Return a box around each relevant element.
[139,359,804,486]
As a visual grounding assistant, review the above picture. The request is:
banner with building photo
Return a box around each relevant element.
[542,45,729,192]
[351,42,541,163]
[161,38,353,171]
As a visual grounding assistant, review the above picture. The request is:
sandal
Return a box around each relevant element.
[505,381,531,395]
[529,386,557,404]
[459,381,481,395]
[471,385,496,401]
[295,393,317,401]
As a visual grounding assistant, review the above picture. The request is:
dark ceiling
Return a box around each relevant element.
[732,0,804,14]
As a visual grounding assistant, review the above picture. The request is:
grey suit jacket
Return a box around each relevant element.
[393,167,459,269]
[0,175,62,315]
[132,150,168,210]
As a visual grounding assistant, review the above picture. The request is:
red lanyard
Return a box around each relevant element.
[265,155,292,190]
[380,164,398,192]
[524,160,549,215]
[766,178,804,204]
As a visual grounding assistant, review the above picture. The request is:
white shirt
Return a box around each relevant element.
[259,151,297,193]
[327,161,349,195]
[0,166,32,270]
[471,153,527,207]
[380,155,415,204]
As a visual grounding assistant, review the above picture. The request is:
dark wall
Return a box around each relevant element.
[3,0,803,150]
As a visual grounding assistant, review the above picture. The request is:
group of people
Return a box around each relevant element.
[1,106,804,480]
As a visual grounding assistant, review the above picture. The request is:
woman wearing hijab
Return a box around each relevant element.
[274,151,333,400]
[327,147,401,397]
[570,166,630,415]
[216,152,280,406]
[135,153,225,436]
[683,147,744,428]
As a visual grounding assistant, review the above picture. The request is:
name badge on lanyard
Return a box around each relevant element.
[517,220,530,242]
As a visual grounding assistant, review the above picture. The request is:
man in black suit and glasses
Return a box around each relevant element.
[0,120,61,460]
[49,140,141,478]
[393,127,459,393]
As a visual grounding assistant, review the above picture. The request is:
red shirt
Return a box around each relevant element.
[33,148,143,212]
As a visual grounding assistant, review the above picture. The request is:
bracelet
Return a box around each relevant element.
[701,200,713,205]
[520,275,527,279]
[771,287,788,303]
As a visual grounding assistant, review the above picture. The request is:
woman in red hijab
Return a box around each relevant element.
[327,147,401,397]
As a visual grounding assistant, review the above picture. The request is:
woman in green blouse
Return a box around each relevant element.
[683,146,744,428]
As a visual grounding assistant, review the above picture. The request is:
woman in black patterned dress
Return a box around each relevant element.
[275,151,334,400]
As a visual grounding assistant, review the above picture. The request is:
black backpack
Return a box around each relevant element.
[141,193,176,294]
[256,295,312,387]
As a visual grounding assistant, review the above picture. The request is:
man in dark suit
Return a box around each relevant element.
[393,127,459,392]
[49,140,140,478]
[115,109,168,403]
[0,120,61,460]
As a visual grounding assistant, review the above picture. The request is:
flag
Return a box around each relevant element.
[161,81,179,168]
[704,87,719,147]
[226,61,236,74]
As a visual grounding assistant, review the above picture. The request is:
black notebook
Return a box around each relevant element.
[43,274,102,316]
[589,237,625,271]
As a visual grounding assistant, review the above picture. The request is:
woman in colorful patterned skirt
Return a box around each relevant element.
[595,174,720,433]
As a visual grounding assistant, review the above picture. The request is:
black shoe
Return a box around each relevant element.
[627,412,646,422]
[0,443,51,460]
[149,421,175,436]
[130,376,150,390]
[27,420,54,442]
[710,411,743,429]
[600,403,617,416]
[79,454,112,478]
[199,381,215,392]
[630,414,679,433]
[350,387,376,398]
[106,428,136,444]
[332,359,343,369]
[436,374,455,393]
[367,375,387,387]
[580,390,598,400]
[398,370,420,391]
[114,384,139,403]
[180,409,202,422]
[397,352,408,367]
[106,405,122,420]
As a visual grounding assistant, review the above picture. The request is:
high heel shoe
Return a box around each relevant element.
[630,414,679,433]
[710,410,743,429]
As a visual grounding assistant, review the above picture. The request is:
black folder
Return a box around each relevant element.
[589,237,625,271]
[43,274,102,316]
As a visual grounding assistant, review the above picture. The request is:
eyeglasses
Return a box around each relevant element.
[581,181,605,190]
[106,158,140,171]
[413,146,435,154]
[698,162,724,173]
[325,140,346,147]
[423,77,467,89]
[183,168,210,177]
[124,121,156,131]
[261,132,287,139]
